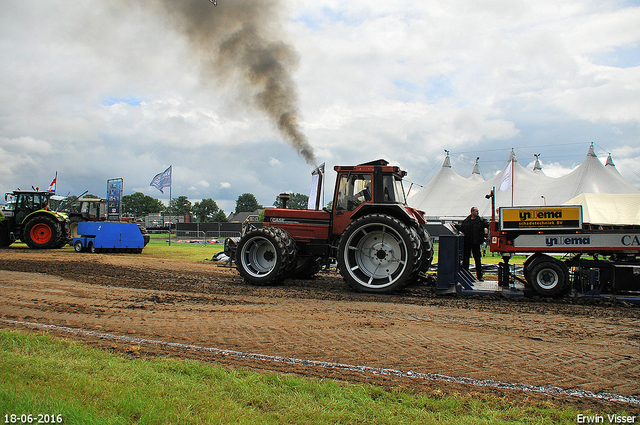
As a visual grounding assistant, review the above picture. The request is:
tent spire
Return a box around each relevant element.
[472,157,481,175]
[442,149,451,168]
[533,153,543,172]
[605,153,615,167]
[587,142,597,157]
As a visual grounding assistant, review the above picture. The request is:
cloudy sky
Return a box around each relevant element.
[1,0,639,214]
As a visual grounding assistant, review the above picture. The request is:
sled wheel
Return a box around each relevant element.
[528,258,569,297]
[74,240,84,253]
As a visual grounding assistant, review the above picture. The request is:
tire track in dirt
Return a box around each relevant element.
[1,249,640,412]
[3,319,639,407]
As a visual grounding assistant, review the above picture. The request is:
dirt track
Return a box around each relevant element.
[1,247,639,412]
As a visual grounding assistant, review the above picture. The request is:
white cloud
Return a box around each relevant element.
[1,0,638,208]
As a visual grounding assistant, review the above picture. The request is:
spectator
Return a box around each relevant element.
[455,206,489,281]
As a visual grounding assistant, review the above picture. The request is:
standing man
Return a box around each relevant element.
[455,206,489,281]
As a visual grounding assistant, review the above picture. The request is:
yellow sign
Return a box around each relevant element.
[500,206,582,230]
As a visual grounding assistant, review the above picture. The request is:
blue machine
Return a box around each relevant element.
[72,222,145,253]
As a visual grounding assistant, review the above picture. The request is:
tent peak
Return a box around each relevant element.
[507,148,518,163]
[442,150,451,168]
[605,153,615,167]
[472,157,481,175]
[533,153,543,172]
[587,143,597,158]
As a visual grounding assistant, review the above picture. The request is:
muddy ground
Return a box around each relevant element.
[1,247,639,413]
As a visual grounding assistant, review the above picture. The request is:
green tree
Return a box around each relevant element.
[235,193,262,213]
[193,198,220,222]
[211,210,228,222]
[122,192,165,216]
[273,193,309,209]
[169,196,192,215]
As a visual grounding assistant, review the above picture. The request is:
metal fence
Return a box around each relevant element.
[174,230,241,240]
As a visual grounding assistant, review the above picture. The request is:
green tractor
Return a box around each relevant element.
[0,190,71,249]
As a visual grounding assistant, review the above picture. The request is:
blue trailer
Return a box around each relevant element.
[73,222,146,253]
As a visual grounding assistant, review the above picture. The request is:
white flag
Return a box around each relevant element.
[308,163,325,210]
[150,166,172,194]
[499,161,512,192]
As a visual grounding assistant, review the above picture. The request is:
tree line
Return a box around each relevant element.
[121,192,311,222]
[55,192,312,223]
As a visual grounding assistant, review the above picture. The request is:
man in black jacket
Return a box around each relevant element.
[455,206,489,281]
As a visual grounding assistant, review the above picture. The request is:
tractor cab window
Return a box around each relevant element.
[335,174,372,211]
[81,201,98,219]
[15,193,46,222]
[382,175,407,204]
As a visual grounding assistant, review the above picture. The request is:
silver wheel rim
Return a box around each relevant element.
[241,235,277,278]
[343,222,408,289]
[536,267,559,290]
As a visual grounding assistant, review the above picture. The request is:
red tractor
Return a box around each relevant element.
[233,160,433,293]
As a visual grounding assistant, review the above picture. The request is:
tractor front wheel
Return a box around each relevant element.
[338,214,420,293]
[236,227,297,285]
[23,215,62,249]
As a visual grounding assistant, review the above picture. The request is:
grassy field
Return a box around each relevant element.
[140,233,225,263]
[0,329,591,425]
[141,233,528,266]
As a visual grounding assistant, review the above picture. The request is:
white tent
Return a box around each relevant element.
[408,153,474,215]
[409,144,639,220]
[564,193,640,226]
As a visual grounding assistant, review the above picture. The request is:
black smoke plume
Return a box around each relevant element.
[155,0,316,166]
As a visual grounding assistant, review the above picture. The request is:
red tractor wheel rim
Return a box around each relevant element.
[30,223,53,244]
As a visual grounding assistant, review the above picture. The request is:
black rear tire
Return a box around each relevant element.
[338,214,421,293]
[0,222,13,247]
[23,215,62,249]
[290,257,323,280]
[236,227,297,285]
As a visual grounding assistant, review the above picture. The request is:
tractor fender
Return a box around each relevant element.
[23,210,67,225]
[349,204,419,230]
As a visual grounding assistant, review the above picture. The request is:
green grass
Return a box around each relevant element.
[141,233,224,263]
[0,329,592,424]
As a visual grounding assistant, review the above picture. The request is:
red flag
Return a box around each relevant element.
[47,172,57,193]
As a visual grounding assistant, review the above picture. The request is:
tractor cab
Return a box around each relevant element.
[69,198,108,222]
[331,159,419,236]
[6,191,52,224]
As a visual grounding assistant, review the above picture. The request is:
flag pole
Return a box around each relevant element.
[510,153,514,207]
[168,169,172,246]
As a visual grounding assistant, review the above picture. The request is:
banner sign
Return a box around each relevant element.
[513,232,640,250]
[107,178,123,221]
[500,206,582,230]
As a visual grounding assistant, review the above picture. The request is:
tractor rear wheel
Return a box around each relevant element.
[0,222,13,247]
[290,257,323,280]
[56,221,72,248]
[338,214,421,293]
[23,215,62,249]
[236,227,297,285]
